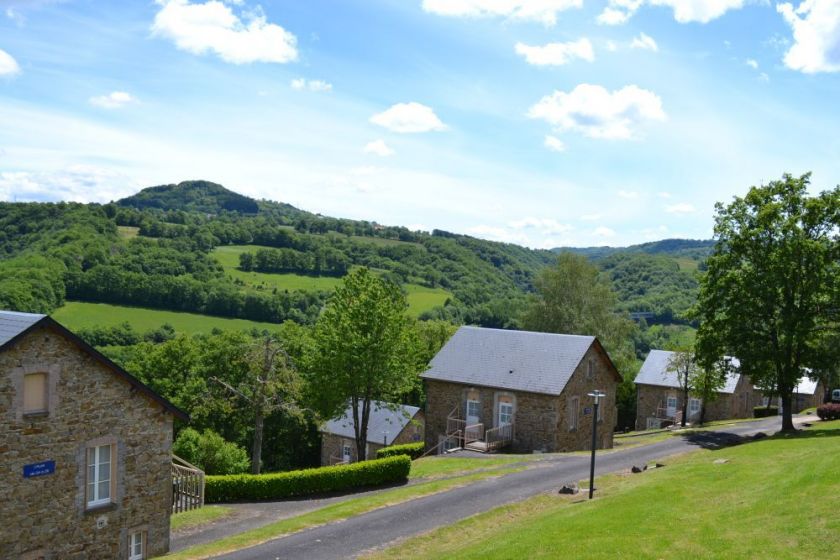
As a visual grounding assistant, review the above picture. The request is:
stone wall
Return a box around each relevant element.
[0,325,175,559]
[423,342,618,453]
[320,411,424,465]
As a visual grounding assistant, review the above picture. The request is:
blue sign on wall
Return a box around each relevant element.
[583,407,592,415]
[23,460,55,478]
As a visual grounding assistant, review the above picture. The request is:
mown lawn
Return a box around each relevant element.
[171,506,233,532]
[409,455,538,480]
[369,421,840,560]
[211,245,450,316]
[52,302,282,335]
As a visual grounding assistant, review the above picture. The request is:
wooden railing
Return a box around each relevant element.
[329,455,350,466]
[419,430,462,458]
[485,423,514,451]
[172,454,205,514]
[464,423,484,445]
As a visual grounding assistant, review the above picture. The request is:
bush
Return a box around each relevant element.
[753,406,779,418]
[205,455,411,503]
[376,442,425,460]
[173,428,251,475]
[816,403,840,421]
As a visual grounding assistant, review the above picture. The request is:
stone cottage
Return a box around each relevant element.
[0,310,188,560]
[756,376,826,414]
[421,326,621,454]
[634,349,753,430]
[320,400,424,465]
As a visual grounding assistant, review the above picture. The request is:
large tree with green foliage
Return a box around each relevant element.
[307,268,417,460]
[694,173,839,431]
[522,252,638,428]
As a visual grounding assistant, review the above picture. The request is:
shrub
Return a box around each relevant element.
[753,406,779,418]
[376,442,424,460]
[205,455,411,503]
[173,428,251,475]
[816,403,840,421]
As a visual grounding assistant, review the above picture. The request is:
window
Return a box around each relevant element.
[499,402,513,426]
[689,398,701,416]
[666,396,677,410]
[466,399,481,423]
[587,359,594,380]
[23,372,47,415]
[597,399,604,422]
[86,444,113,508]
[568,397,579,431]
[341,443,352,463]
[128,531,145,560]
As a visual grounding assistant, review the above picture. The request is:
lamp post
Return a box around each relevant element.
[587,390,606,500]
[382,431,388,448]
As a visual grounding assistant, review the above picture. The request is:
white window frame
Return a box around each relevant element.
[466,399,481,423]
[128,531,145,560]
[689,398,701,416]
[568,396,580,431]
[87,444,113,508]
[666,396,678,415]
[498,402,513,426]
[341,442,352,463]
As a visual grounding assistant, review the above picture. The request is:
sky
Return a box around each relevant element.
[0,0,839,248]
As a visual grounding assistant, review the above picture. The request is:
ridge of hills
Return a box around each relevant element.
[0,180,709,333]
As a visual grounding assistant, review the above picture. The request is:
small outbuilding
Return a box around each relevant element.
[320,400,424,465]
[0,310,188,559]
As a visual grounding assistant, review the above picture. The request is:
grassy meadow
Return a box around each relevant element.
[369,421,840,560]
[52,302,283,335]
[211,245,450,316]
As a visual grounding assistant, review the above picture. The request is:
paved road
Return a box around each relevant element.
[215,417,790,560]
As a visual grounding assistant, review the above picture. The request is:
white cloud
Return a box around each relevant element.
[528,84,666,140]
[759,72,770,81]
[544,135,566,152]
[778,0,840,73]
[291,78,332,92]
[364,139,395,157]
[151,0,298,64]
[514,39,594,65]
[598,0,744,25]
[0,48,20,76]
[89,91,137,109]
[593,226,616,237]
[0,165,141,203]
[630,32,658,51]
[508,217,573,234]
[606,40,619,51]
[746,58,759,69]
[665,202,696,214]
[370,102,447,133]
[618,189,640,198]
[422,0,583,26]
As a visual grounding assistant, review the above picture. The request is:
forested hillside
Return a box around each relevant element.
[0,180,705,331]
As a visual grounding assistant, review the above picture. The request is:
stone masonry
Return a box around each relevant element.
[425,343,618,453]
[320,411,424,465]
[0,324,177,559]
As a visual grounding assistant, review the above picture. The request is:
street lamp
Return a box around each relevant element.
[587,390,607,500]
[382,431,389,448]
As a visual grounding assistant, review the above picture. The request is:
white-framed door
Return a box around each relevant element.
[688,398,701,419]
[466,399,481,425]
[498,402,513,426]
[666,396,677,418]
[342,442,352,463]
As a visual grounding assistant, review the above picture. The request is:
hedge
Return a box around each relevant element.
[816,403,840,421]
[205,455,411,503]
[376,442,425,460]
[753,406,779,418]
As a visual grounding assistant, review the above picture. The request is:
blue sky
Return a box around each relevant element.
[1,0,839,248]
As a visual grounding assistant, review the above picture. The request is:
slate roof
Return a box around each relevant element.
[0,309,188,421]
[793,377,819,395]
[634,349,741,394]
[323,400,420,446]
[420,326,599,396]
[0,310,46,348]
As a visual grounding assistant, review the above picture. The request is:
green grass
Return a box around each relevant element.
[52,302,282,335]
[369,421,840,560]
[164,467,525,559]
[117,226,140,239]
[409,456,537,480]
[210,245,450,316]
[171,506,234,532]
[674,256,700,272]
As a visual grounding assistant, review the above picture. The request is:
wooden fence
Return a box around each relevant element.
[172,454,205,514]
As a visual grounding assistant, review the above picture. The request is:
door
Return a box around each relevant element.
[498,402,513,426]
[467,399,481,425]
[342,442,351,463]
[666,396,677,418]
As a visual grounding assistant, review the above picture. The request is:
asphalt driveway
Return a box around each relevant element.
[209,415,799,560]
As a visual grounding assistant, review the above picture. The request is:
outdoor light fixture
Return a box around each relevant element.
[382,431,389,447]
[587,390,607,500]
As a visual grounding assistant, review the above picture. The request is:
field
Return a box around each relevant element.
[52,302,283,334]
[370,421,840,559]
[211,245,450,316]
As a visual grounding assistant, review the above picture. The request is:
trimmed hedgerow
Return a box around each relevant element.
[204,455,411,503]
[754,406,779,418]
[376,442,425,460]
[816,403,840,421]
